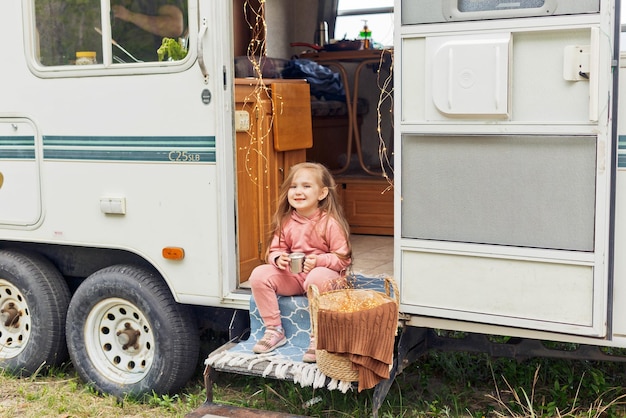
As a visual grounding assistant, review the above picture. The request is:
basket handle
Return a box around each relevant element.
[384,276,400,308]
[384,277,401,337]
[307,284,320,339]
[308,283,320,300]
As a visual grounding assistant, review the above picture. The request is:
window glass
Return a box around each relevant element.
[110,0,187,63]
[35,1,102,66]
[335,13,394,48]
[337,0,393,11]
[334,0,394,48]
[33,0,188,66]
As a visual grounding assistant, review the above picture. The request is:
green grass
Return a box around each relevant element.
[0,366,206,417]
[207,351,626,417]
[3,344,626,417]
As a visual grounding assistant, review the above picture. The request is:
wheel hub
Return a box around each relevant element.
[116,322,141,350]
[0,279,31,358]
[1,302,22,328]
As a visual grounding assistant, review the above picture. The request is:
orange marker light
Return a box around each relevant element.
[162,247,185,260]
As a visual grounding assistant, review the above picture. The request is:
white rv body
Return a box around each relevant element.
[1,0,625,402]
[2,1,240,307]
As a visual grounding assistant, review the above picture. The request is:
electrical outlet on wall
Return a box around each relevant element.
[235,110,250,132]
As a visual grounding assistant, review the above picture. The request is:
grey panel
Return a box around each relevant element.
[401,0,446,24]
[401,135,596,251]
[401,0,600,25]
[458,0,546,12]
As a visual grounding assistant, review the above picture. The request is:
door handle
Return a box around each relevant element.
[197,17,209,84]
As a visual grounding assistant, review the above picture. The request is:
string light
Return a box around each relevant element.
[240,0,277,187]
[375,49,394,192]
[319,288,393,313]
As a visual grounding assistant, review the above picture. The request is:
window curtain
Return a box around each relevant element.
[317,0,339,41]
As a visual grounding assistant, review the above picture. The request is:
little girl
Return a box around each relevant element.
[249,162,352,362]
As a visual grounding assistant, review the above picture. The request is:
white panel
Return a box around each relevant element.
[428,33,510,117]
[0,163,40,225]
[401,250,594,328]
[0,120,41,226]
[414,29,593,123]
[511,29,591,122]
[401,37,426,122]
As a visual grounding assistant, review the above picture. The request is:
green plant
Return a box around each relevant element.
[147,391,180,409]
[157,37,187,61]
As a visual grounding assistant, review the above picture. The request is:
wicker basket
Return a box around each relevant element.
[308,277,399,382]
[316,349,360,381]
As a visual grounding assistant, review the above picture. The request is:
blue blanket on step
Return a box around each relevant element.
[206,275,393,391]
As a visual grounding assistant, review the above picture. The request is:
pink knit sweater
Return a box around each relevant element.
[268,209,351,272]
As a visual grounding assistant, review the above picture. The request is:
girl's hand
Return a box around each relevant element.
[303,254,317,274]
[275,253,290,270]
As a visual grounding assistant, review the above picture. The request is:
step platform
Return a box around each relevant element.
[205,274,391,393]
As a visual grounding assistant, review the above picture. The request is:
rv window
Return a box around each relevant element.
[33,0,188,66]
[334,0,394,48]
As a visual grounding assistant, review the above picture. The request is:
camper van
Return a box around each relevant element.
[0,0,623,414]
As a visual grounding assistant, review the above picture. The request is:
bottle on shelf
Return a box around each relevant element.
[318,21,329,47]
[359,20,371,49]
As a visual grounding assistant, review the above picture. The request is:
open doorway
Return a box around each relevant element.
[232,0,394,286]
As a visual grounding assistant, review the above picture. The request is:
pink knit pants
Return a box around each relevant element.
[249,264,343,328]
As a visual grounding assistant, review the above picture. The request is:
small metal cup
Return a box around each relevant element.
[288,252,305,273]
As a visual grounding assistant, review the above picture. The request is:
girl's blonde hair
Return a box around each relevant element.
[267,162,351,260]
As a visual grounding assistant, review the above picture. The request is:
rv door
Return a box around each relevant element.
[396,0,618,337]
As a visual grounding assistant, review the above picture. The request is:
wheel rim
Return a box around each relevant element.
[0,279,32,359]
[84,298,155,385]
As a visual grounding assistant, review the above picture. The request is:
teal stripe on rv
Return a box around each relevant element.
[0,136,36,159]
[42,135,216,162]
[620,135,626,168]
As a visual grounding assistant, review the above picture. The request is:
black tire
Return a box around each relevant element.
[0,249,71,374]
[66,264,199,397]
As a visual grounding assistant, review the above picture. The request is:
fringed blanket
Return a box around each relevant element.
[205,293,355,392]
[204,274,394,394]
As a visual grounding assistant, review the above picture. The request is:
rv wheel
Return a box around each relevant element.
[66,264,199,397]
[0,249,71,374]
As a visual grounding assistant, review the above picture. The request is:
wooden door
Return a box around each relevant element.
[235,80,310,284]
